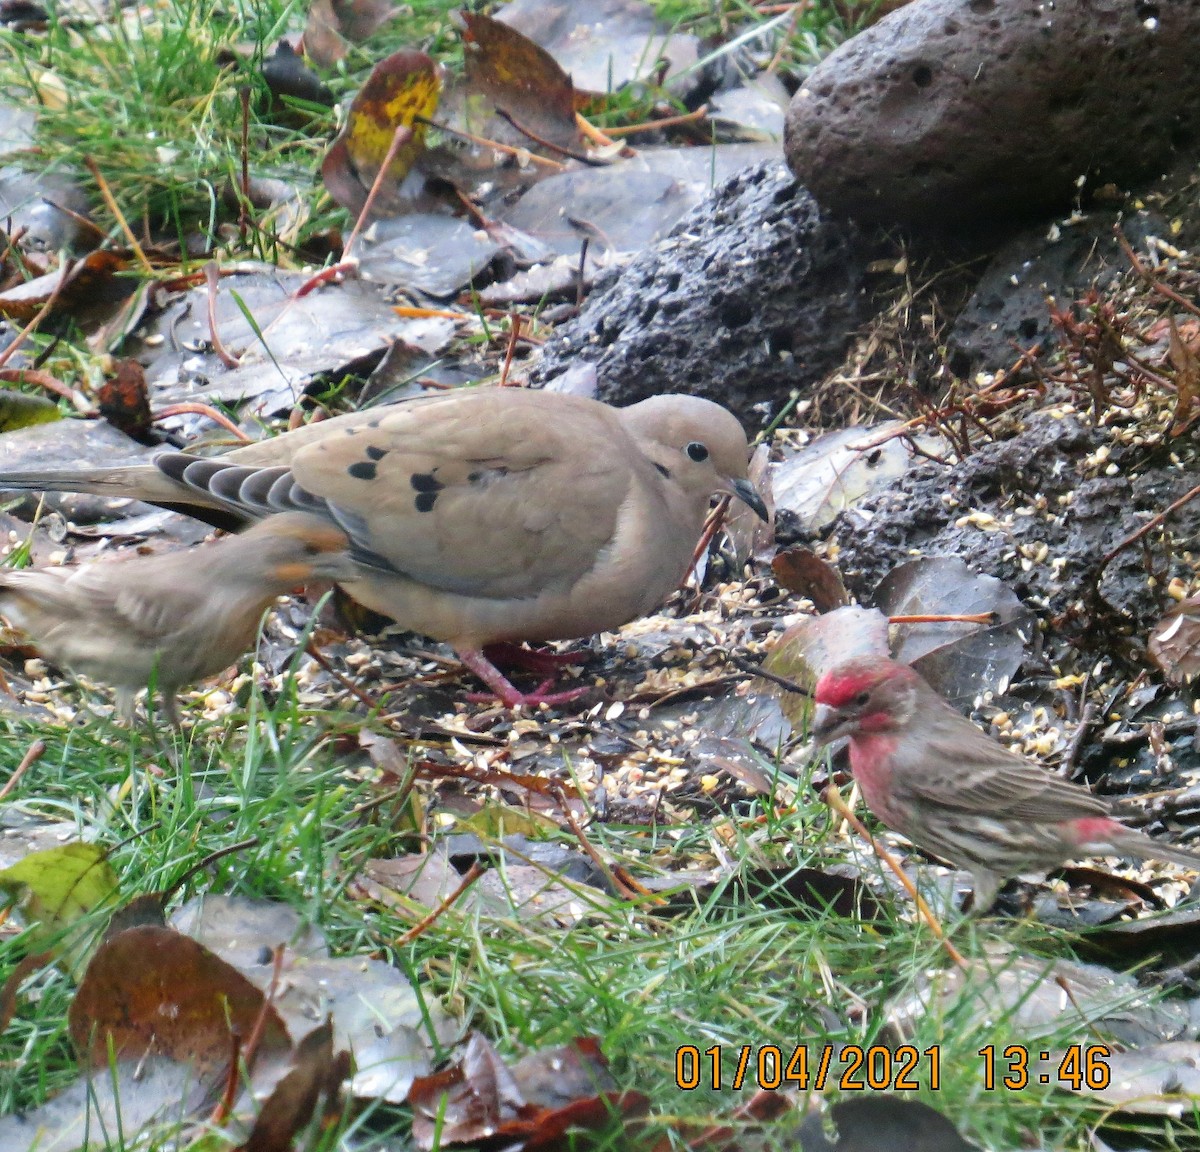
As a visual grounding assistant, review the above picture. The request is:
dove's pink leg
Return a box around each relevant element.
[456,647,591,709]
[482,641,588,675]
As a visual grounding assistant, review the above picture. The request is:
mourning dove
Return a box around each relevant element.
[0,388,766,707]
[0,513,359,726]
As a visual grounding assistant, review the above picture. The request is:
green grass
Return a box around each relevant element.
[0,678,1180,1149]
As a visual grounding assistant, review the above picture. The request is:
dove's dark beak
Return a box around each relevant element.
[729,477,769,521]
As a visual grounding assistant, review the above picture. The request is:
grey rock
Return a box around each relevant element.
[949,211,1169,373]
[532,160,870,423]
[785,0,1200,229]
[826,414,1200,651]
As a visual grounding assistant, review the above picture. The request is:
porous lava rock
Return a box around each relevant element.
[784,0,1200,230]
[532,161,869,423]
[948,210,1169,374]
[822,414,1200,653]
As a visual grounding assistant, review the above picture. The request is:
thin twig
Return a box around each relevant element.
[498,312,522,387]
[1116,228,1200,321]
[153,402,254,441]
[415,115,564,169]
[171,837,259,892]
[1100,480,1200,570]
[238,87,251,248]
[1057,702,1099,780]
[0,367,89,413]
[203,261,240,368]
[0,740,46,802]
[305,640,383,713]
[555,788,649,901]
[726,654,812,698]
[823,784,968,970]
[686,494,732,586]
[0,262,74,372]
[888,613,994,625]
[395,862,485,945]
[574,113,624,151]
[84,156,152,275]
[342,124,413,258]
[602,105,710,137]
[493,108,605,166]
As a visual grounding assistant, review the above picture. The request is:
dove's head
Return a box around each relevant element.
[625,395,767,521]
[228,513,363,590]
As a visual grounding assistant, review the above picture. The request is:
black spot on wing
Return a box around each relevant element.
[653,462,670,478]
[366,445,388,461]
[415,491,438,513]
[465,466,509,487]
[410,472,444,493]
[347,461,377,480]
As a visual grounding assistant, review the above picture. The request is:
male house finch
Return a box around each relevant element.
[811,657,1200,911]
[0,513,360,726]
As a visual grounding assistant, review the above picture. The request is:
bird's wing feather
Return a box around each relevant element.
[284,396,640,599]
[891,709,1111,822]
[61,556,212,645]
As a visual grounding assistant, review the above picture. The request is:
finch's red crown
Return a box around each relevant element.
[813,663,888,707]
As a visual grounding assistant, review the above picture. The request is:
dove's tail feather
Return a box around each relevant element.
[0,464,255,530]
[0,464,174,500]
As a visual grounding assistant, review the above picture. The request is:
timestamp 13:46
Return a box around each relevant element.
[979,1044,1111,1091]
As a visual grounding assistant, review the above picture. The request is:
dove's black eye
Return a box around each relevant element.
[686,441,709,462]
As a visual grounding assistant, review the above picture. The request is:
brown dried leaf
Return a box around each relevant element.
[1148,596,1200,683]
[303,0,399,68]
[771,547,849,611]
[238,1019,352,1152]
[1167,315,1200,436]
[69,924,291,1074]
[408,1031,646,1151]
[461,12,581,153]
[96,358,153,439]
[763,606,890,729]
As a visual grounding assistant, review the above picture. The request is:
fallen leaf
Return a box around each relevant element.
[1148,596,1200,683]
[96,359,152,439]
[69,924,291,1074]
[0,841,118,969]
[238,1019,351,1152]
[0,388,60,431]
[461,12,580,154]
[771,547,849,611]
[303,0,399,68]
[872,556,1037,707]
[322,50,442,217]
[798,1096,977,1151]
[408,1031,646,1151]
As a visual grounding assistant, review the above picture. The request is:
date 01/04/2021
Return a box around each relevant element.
[673,1043,1112,1092]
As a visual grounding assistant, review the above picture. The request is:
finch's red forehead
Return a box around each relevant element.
[813,664,888,707]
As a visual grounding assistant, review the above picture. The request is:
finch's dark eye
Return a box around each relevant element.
[854,691,870,706]
[686,441,709,462]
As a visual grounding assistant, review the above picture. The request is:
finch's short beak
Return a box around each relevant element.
[728,477,769,522]
[810,703,839,745]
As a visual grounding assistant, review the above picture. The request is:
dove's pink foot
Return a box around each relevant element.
[457,648,590,709]
[482,641,588,675]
